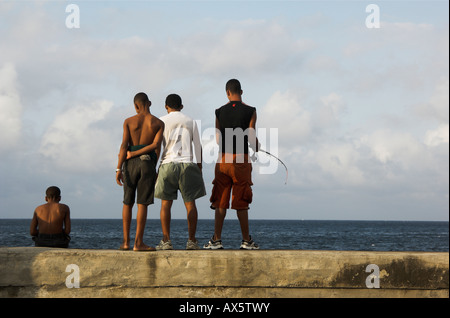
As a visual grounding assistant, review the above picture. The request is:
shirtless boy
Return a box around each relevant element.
[128,94,206,250]
[116,92,164,251]
[30,186,71,248]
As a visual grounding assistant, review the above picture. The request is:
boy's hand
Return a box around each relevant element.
[116,170,123,186]
[126,151,132,160]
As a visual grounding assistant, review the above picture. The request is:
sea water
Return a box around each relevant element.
[0,219,448,251]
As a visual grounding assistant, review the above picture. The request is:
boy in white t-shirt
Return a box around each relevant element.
[128,94,206,250]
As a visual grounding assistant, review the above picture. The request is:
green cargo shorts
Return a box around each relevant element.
[155,162,206,202]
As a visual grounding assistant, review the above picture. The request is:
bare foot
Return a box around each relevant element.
[133,244,155,252]
[119,243,130,250]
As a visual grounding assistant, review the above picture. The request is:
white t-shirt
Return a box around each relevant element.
[159,111,202,165]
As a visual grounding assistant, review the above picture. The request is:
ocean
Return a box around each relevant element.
[1,219,448,251]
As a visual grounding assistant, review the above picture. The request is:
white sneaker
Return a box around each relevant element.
[203,236,224,249]
[186,239,200,250]
[156,240,173,250]
[240,236,259,250]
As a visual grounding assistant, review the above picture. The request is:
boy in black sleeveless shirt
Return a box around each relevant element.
[205,79,260,250]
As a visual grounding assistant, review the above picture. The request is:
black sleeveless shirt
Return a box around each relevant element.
[215,101,256,154]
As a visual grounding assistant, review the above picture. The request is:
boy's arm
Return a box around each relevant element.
[155,145,161,163]
[248,110,260,152]
[215,117,221,146]
[127,121,165,158]
[193,120,203,169]
[64,205,71,235]
[116,120,130,186]
[30,211,38,236]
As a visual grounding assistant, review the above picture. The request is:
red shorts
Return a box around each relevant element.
[210,154,253,210]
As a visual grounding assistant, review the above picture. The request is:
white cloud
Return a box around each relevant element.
[259,90,312,145]
[315,93,346,129]
[258,90,347,153]
[424,124,449,147]
[0,1,447,220]
[305,55,339,73]
[314,142,365,186]
[343,21,436,56]
[0,63,22,152]
[341,20,448,96]
[415,77,449,123]
[39,100,116,172]
[181,20,313,75]
[361,129,423,168]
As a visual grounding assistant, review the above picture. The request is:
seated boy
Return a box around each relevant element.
[30,186,71,248]
[128,94,206,250]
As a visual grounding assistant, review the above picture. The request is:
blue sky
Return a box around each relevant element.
[0,0,448,220]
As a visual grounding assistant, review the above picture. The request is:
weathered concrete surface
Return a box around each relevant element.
[0,247,448,298]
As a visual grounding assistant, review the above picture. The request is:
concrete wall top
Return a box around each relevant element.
[1,247,448,293]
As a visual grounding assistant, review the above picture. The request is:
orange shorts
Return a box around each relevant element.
[210,154,253,210]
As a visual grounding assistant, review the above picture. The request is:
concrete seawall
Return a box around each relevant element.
[0,247,448,298]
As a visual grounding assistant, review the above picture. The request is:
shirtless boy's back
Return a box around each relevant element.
[30,186,71,248]
[116,92,164,251]
[126,110,161,148]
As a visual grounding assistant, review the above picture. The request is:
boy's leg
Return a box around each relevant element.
[161,200,173,242]
[208,162,232,243]
[214,208,227,240]
[184,201,198,241]
[134,204,155,251]
[236,209,251,241]
[121,204,133,250]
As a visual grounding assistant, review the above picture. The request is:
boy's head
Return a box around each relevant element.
[165,94,183,111]
[46,186,61,201]
[225,79,242,96]
[134,92,151,110]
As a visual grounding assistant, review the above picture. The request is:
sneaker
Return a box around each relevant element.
[156,240,173,250]
[203,236,224,249]
[186,239,200,250]
[240,236,259,250]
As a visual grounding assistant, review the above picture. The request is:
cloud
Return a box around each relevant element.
[343,21,436,57]
[258,90,347,151]
[341,20,448,96]
[0,1,448,220]
[178,19,314,76]
[315,93,346,130]
[0,63,22,152]
[256,83,448,199]
[6,17,315,104]
[259,90,312,145]
[360,129,423,168]
[415,77,449,123]
[39,100,117,172]
[314,141,365,186]
[425,124,449,147]
[357,128,448,199]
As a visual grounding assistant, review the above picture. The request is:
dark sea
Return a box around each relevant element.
[0,219,448,251]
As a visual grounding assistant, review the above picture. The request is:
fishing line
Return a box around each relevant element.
[252,149,288,185]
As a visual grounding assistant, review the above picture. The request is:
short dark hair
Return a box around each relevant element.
[226,79,242,94]
[46,186,61,199]
[165,94,182,110]
[134,92,150,106]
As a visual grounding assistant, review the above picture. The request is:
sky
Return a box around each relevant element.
[0,0,448,221]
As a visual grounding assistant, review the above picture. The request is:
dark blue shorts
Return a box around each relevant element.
[123,155,157,206]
